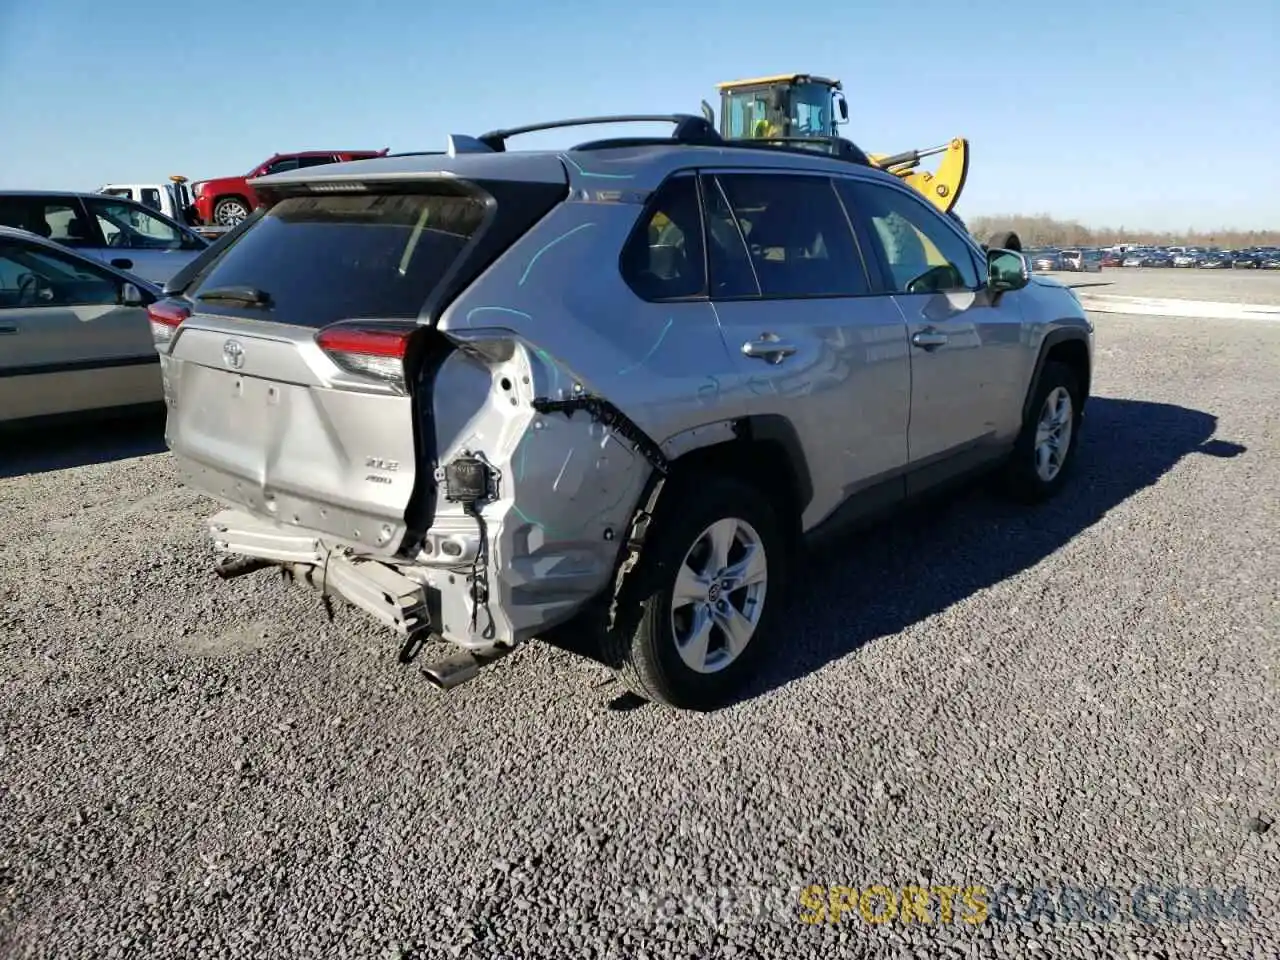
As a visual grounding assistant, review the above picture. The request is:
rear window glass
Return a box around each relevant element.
[192,192,487,327]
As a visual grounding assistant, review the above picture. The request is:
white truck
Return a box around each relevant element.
[97,177,230,240]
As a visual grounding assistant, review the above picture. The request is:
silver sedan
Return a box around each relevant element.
[0,226,164,425]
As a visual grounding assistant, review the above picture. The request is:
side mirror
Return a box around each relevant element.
[120,281,150,306]
[836,94,849,122]
[988,248,1030,294]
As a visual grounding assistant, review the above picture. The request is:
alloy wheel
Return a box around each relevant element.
[669,517,768,674]
[1034,386,1074,482]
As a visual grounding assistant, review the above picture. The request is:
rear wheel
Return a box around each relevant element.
[213,196,251,225]
[1002,361,1082,503]
[604,474,788,710]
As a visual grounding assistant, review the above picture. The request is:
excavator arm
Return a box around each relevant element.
[866,138,969,215]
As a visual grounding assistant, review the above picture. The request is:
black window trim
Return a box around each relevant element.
[837,173,988,296]
[697,167,881,303]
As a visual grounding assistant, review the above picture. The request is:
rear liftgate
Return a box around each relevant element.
[196,324,515,691]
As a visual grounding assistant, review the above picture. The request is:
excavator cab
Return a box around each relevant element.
[713,73,973,218]
[716,74,848,146]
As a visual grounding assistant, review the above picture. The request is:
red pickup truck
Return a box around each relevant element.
[191,149,389,226]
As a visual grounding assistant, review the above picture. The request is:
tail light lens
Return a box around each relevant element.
[148,300,190,350]
[316,324,415,393]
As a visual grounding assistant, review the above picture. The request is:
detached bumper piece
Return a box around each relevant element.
[209,509,429,636]
[206,510,517,688]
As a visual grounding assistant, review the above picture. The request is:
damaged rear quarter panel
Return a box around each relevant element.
[431,185,739,644]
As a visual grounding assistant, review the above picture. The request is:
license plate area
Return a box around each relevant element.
[167,357,420,555]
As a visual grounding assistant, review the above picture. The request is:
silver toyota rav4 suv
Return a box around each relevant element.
[153,115,1093,710]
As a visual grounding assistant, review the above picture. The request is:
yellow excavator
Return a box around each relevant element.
[706,73,1020,251]
[711,73,969,214]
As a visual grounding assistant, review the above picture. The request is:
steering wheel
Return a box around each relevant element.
[107,230,129,248]
[16,272,44,306]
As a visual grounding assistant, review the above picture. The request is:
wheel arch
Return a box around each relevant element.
[661,413,813,553]
[1022,328,1092,424]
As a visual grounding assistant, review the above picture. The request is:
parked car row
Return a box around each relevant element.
[1022,244,1280,271]
[0,224,164,424]
[2,149,397,427]
[0,191,209,285]
[1027,248,1103,273]
[1107,245,1280,269]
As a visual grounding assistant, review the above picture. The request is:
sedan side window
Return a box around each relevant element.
[39,201,97,249]
[620,175,707,301]
[711,173,871,298]
[0,241,120,308]
[85,198,185,251]
[837,180,980,295]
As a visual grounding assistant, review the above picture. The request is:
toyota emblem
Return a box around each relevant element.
[222,339,245,369]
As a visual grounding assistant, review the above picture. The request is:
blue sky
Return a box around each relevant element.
[1,0,1276,231]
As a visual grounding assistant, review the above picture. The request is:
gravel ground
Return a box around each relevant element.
[1,314,1277,960]
[1043,269,1280,305]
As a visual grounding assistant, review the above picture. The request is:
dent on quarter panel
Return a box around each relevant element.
[429,191,737,645]
[419,332,649,646]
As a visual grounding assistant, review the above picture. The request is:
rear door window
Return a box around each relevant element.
[709,173,871,298]
[191,191,489,327]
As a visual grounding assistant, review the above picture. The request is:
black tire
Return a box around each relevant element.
[603,473,789,710]
[986,231,1022,253]
[213,196,251,226]
[1002,361,1083,503]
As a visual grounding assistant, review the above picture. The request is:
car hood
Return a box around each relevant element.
[194,175,249,190]
[1031,274,1070,289]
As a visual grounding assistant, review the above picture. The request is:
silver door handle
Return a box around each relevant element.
[0,325,18,335]
[911,330,948,349]
[741,338,797,363]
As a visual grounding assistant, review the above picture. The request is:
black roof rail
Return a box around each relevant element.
[566,131,873,168]
[731,136,872,166]
[477,114,721,152]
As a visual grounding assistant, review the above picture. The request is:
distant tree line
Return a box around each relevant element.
[964,213,1280,248]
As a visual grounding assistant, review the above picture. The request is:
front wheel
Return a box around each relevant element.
[1002,361,1083,503]
[213,197,251,226]
[604,474,788,710]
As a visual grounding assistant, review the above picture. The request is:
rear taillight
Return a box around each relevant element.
[316,325,415,392]
[148,300,190,350]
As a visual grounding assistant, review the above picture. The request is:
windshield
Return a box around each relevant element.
[723,82,835,139]
[788,82,834,136]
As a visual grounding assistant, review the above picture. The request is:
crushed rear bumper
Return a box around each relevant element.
[208,508,431,639]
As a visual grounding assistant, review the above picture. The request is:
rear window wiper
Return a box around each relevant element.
[196,285,273,308]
